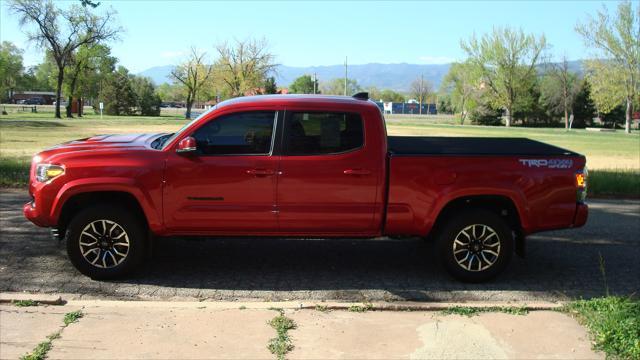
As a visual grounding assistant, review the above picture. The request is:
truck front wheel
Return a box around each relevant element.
[437,209,513,282]
[65,205,146,279]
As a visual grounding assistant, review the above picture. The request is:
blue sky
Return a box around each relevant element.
[0,0,622,73]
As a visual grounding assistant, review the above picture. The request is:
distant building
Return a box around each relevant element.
[376,101,437,115]
[13,91,56,105]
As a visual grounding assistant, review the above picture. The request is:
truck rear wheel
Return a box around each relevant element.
[437,209,513,282]
[65,205,146,279]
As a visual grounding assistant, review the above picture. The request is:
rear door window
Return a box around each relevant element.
[283,112,364,155]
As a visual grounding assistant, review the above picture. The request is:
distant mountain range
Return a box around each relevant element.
[138,61,583,92]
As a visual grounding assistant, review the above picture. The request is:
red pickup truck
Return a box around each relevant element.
[24,94,588,282]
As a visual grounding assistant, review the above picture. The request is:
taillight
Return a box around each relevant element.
[576,168,588,202]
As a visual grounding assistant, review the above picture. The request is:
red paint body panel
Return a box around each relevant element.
[25,134,165,233]
[573,203,589,228]
[275,103,387,236]
[163,154,279,233]
[384,155,586,236]
[23,95,588,239]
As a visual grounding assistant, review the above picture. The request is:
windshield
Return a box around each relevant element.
[160,105,219,150]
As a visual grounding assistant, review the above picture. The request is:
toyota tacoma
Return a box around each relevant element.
[24,93,589,282]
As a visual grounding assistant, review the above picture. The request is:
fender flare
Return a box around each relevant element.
[50,177,162,233]
[424,186,532,234]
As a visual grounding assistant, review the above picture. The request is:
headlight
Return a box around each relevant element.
[36,164,65,182]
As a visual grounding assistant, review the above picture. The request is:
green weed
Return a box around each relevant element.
[267,311,297,360]
[348,302,374,313]
[441,305,529,317]
[63,310,83,326]
[12,300,39,307]
[21,310,84,360]
[564,297,640,359]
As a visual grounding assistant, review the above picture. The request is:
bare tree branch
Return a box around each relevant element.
[8,0,121,118]
[215,38,278,97]
[170,47,214,119]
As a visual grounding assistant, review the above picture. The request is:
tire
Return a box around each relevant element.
[436,209,513,283]
[65,205,146,280]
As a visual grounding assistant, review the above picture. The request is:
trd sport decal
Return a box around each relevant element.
[518,159,573,169]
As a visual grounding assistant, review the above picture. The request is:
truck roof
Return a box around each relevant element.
[215,94,380,111]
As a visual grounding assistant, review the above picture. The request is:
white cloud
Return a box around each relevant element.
[418,55,456,64]
[159,50,186,59]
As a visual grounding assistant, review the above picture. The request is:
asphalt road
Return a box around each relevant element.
[1,189,638,302]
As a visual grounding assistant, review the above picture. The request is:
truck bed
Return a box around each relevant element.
[387,136,578,156]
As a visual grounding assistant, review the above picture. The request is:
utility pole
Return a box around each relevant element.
[419,74,424,115]
[313,73,317,95]
[344,56,348,96]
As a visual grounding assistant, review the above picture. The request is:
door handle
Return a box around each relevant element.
[246,168,275,176]
[343,169,371,176]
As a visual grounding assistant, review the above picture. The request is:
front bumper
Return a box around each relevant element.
[23,200,51,227]
[573,203,589,228]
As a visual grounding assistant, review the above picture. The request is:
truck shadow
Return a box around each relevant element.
[129,221,636,301]
[1,190,638,301]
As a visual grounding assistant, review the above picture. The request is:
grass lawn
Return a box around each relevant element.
[0,114,187,159]
[565,297,640,359]
[386,114,640,170]
[1,111,638,196]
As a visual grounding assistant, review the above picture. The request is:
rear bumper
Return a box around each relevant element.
[573,203,589,228]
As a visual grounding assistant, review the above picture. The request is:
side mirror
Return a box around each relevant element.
[176,136,197,154]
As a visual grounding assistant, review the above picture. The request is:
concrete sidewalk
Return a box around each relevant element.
[0,299,602,359]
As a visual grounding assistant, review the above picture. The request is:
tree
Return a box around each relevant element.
[99,66,136,116]
[156,83,186,102]
[513,76,552,126]
[436,93,455,114]
[215,38,277,97]
[321,78,361,95]
[19,62,55,92]
[572,80,597,128]
[80,0,99,8]
[131,76,161,116]
[410,75,432,114]
[17,53,57,92]
[461,27,546,126]
[0,41,24,102]
[9,0,120,118]
[262,76,277,94]
[440,62,481,124]
[170,47,214,119]
[63,44,112,117]
[583,60,628,121]
[75,46,116,107]
[469,102,503,126]
[289,74,319,94]
[576,1,639,133]
[366,86,381,101]
[540,57,580,128]
[379,89,405,102]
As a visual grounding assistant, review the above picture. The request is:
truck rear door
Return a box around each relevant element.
[276,110,383,235]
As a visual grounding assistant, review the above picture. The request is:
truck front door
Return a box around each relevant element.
[163,110,279,234]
